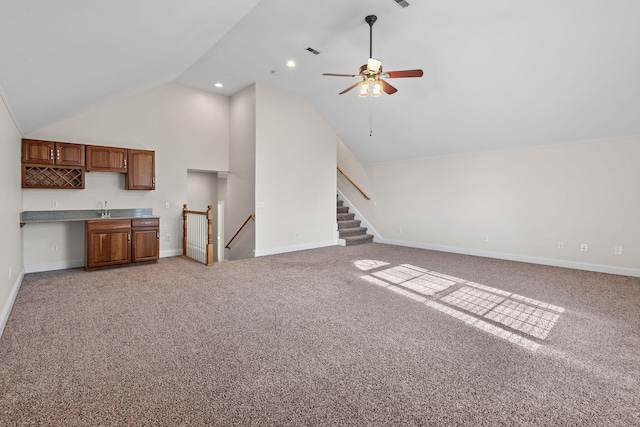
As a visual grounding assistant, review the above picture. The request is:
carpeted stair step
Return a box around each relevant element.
[337,219,361,229]
[337,212,355,221]
[343,234,374,246]
[338,226,368,238]
[336,197,373,244]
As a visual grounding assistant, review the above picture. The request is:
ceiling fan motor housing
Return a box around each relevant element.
[360,63,382,77]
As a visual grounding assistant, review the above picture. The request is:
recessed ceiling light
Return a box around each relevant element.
[214,82,223,88]
[286,60,296,68]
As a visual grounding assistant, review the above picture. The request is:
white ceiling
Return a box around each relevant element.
[1,0,639,164]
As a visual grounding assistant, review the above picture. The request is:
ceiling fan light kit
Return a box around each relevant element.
[323,14,423,97]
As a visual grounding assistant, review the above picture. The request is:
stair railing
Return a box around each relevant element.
[337,166,371,200]
[182,204,214,265]
[225,213,255,249]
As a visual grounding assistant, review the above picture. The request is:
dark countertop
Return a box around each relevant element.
[20,208,158,224]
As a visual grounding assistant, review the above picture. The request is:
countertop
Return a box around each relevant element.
[20,208,157,225]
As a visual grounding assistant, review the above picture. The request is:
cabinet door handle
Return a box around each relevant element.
[157,231,160,240]
[124,159,127,169]
[56,149,60,160]
[50,149,54,160]
[152,177,155,188]
[128,233,131,242]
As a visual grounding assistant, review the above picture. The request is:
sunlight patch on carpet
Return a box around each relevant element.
[355,260,391,271]
[358,260,566,352]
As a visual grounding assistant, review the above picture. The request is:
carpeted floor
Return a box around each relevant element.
[1,243,639,426]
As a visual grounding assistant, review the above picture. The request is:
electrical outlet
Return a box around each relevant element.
[51,244,58,252]
[51,200,59,208]
[483,235,489,242]
[558,242,564,249]
[399,228,403,234]
[614,246,623,256]
[165,202,170,209]
[166,234,171,241]
[580,244,588,252]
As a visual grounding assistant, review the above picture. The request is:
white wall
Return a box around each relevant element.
[226,85,256,261]
[337,137,376,219]
[22,83,230,271]
[187,171,218,212]
[343,137,640,276]
[254,83,336,255]
[0,90,24,334]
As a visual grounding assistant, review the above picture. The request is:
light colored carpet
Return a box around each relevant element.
[1,243,638,426]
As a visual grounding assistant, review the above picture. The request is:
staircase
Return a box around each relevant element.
[337,198,374,246]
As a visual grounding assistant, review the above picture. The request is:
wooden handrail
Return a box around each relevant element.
[337,166,371,200]
[225,213,255,249]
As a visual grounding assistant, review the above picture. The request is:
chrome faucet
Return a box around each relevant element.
[101,200,110,218]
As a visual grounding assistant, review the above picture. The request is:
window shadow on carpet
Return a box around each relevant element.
[356,260,565,353]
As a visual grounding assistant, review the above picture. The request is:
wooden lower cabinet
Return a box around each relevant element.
[131,218,160,262]
[86,218,159,270]
[86,219,131,270]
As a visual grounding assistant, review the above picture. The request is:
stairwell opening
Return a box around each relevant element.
[336,196,374,246]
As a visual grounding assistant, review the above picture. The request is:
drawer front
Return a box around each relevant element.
[131,218,159,228]
[86,219,132,231]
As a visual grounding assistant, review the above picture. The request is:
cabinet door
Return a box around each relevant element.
[22,139,55,165]
[131,228,159,262]
[126,149,155,190]
[86,145,128,172]
[86,220,131,269]
[56,142,85,166]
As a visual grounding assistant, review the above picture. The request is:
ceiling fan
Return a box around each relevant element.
[323,15,423,97]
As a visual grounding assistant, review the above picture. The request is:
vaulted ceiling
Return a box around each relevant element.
[1,1,639,164]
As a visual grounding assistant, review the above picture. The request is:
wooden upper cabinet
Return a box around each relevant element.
[86,145,128,173]
[22,139,53,164]
[57,143,85,166]
[126,149,155,190]
[22,139,85,166]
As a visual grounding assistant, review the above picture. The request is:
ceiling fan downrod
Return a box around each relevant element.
[365,15,377,59]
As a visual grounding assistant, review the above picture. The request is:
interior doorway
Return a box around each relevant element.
[187,170,225,262]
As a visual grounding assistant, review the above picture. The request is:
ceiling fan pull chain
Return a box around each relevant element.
[369,94,373,136]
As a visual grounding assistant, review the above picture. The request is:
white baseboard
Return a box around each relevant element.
[24,251,181,273]
[380,238,640,278]
[160,249,183,258]
[24,260,84,273]
[0,267,25,338]
[255,240,337,257]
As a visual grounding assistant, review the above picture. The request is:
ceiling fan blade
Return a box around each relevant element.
[339,81,362,95]
[380,79,398,95]
[384,69,424,78]
[323,73,359,77]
